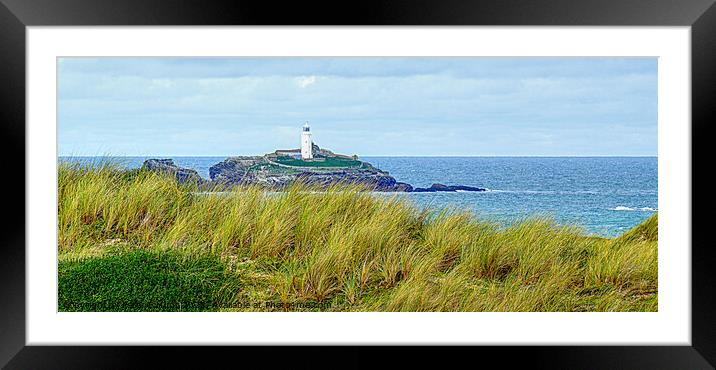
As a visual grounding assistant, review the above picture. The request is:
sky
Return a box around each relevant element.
[58,57,657,157]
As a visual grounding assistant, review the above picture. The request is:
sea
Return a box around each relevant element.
[59,156,658,238]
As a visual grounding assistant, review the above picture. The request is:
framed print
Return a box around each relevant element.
[2,0,715,368]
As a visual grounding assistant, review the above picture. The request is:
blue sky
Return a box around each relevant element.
[58,57,657,156]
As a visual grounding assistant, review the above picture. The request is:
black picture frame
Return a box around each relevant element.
[1,0,714,368]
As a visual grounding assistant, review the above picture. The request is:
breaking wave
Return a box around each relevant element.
[611,206,657,212]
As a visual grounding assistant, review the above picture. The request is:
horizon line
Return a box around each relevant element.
[58,154,659,158]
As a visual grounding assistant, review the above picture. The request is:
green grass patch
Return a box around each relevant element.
[273,155,361,168]
[58,249,230,312]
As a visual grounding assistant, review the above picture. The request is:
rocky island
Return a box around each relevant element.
[141,123,485,193]
[141,149,485,193]
[206,144,415,191]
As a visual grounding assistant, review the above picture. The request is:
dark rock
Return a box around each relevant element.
[411,183,486,193]
[209,156,262,184]
[393,182,413,192]
[290,169,409,191]
[142,159,206,185]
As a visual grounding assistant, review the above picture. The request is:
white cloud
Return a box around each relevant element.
[295,75,317,88]
[150,78,175,89]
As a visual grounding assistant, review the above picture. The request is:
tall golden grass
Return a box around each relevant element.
[58,161,658,311]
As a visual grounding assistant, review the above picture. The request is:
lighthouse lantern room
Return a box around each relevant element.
[301,122,313,160]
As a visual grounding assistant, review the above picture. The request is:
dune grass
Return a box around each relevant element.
[57,161,658,312]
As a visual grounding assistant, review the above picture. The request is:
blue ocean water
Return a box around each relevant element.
[59,156,657,238]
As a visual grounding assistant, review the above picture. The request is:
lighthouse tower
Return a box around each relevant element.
[301,122,313,160]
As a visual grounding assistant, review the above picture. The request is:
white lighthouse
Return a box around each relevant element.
[300,122,313,160]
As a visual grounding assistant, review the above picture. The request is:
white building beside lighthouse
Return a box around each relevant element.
[301,122,313,159]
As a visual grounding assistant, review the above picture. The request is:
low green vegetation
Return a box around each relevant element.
[58,161,658,312]
[59,249,228,311]
[273,155,361,168]
[247,162,302,175]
